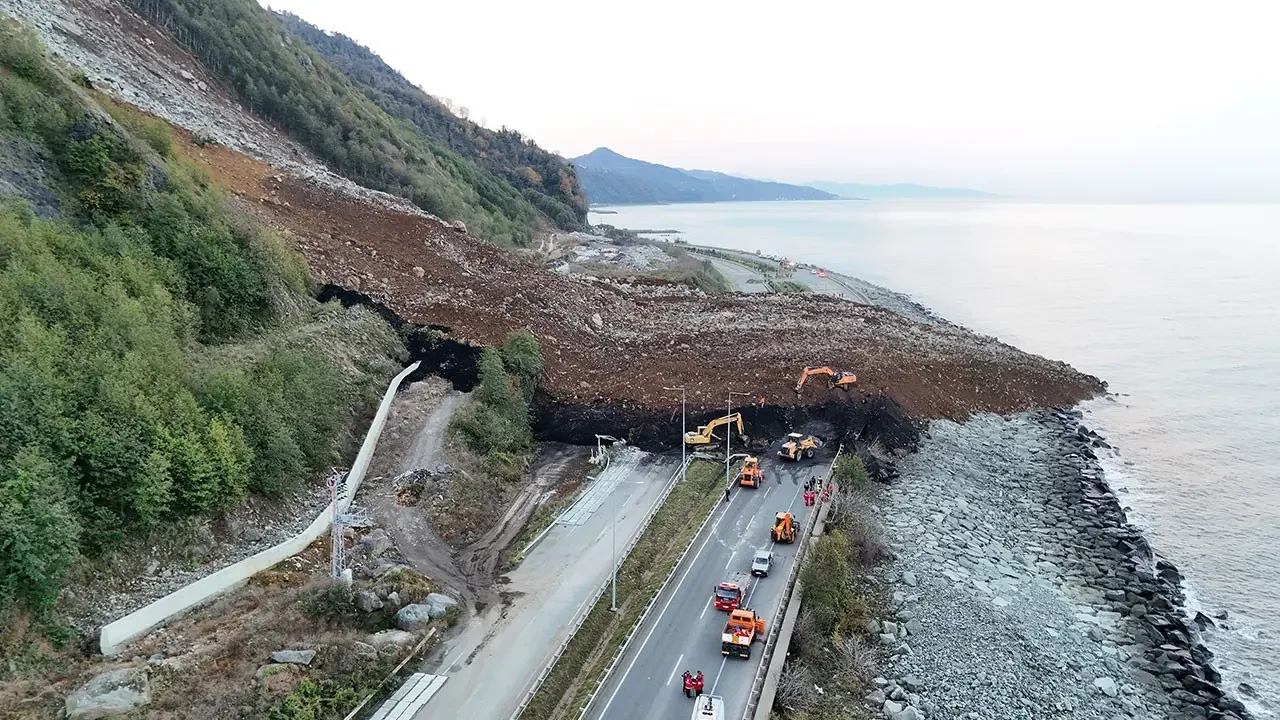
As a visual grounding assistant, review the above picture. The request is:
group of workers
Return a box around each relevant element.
[802,475,828,507]
[681,670,705,698]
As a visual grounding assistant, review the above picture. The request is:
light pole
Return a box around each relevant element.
[727,391,750,494]
[596,433,619,611]
[664,386,686,482]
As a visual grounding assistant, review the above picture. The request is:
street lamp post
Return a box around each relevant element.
[727,390,750,494]
[664,386,686,482]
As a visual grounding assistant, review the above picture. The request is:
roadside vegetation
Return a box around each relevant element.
[775,481,890,719]
[130,0,582,245]
[0,22,398,654]
[518,458,731,720]
[449,329,541,481]
[769,279,810,294]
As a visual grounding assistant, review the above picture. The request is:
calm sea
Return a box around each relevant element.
[591,200,1280,715]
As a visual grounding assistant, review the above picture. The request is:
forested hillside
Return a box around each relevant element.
[0,22,399,617]
[275,11,587,231]
[127,0,580,245]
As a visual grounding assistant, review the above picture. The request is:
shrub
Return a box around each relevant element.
[300,580,356,621]
[833,454,872,489]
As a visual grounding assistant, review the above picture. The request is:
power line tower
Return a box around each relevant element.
[327,468,371,584]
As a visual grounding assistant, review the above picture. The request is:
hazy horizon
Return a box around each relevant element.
[261,0,1279,202]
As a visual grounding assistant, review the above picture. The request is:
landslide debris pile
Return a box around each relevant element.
[238,169,1102,421]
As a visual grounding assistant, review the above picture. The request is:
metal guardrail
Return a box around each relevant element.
[740,444,843,720]
[517,449,614,559]
[508,453,696,720]
[572,461,740,719]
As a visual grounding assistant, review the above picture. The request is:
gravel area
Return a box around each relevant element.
[864,411,1248,720]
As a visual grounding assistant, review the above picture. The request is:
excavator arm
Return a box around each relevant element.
[795,366,857,393]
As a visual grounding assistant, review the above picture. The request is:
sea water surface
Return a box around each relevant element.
[591,200,1280,714]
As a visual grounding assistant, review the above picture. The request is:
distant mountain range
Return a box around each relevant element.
[571,148,836,205]
[807,181,997,200]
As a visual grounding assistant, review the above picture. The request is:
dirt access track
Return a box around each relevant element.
[15,0,1102,428]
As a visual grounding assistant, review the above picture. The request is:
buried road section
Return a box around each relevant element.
[584,452,826,720]
[416,450,679,719]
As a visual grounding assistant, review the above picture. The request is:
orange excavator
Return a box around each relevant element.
[738,456,763,488]
[794,366,857,394]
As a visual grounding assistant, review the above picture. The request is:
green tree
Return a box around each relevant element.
[0,448,81,610]
[500,329,542,401]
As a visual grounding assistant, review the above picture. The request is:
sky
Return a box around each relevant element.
[260,0,1280,201]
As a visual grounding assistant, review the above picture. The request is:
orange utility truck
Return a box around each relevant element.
[721,608,767,658]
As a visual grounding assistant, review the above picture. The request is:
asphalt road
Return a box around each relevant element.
[706,257,769,293]
[417,450,679,720]
[585,451,830,720]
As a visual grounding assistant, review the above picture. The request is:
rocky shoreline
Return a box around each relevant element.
[864,409,1248,720]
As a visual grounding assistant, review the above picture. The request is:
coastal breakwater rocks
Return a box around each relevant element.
[868,411,1247,720]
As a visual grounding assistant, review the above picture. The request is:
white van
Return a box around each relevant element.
[691,695,724,720]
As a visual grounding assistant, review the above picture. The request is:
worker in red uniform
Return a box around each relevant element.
[694,670,705,696]
[682,671,694,698]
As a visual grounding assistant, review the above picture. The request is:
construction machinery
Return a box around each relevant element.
[713,571,751,612]
[794,366,857,393]
[737,456,763,487]
[721,608,766,658]
[771,511,797,543]
[684,413,744,447]
[691,695,725,720]
[778,433,821,461]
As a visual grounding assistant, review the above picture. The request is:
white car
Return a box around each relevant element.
[751,549,774,577]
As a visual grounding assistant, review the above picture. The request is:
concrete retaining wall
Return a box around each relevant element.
[98,361,422,656]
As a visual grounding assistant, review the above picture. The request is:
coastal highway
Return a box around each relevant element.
[585,451,828,720]
[416,450,679,720]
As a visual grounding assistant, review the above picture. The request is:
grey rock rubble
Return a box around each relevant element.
[868,410,1249,720]
[65,667,151,719]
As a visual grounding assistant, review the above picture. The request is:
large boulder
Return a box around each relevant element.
[367,629,416,651]
[355,590,384,613]
[395,604,434,631]
[358,529,392,558]
[270,649,316,666]
[65,667,151,719]
[425,592,458,619]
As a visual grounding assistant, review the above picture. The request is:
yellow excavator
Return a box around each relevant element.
[778,433,822,461]
[794,366,857,394]
[685,413,744,447]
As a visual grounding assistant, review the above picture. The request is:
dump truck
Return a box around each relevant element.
[691,695,725,720]
[771,511,797,543]
[778,433,822,461]
[721,608,766,658]
[713,571,751,611]
[737,456,763,488]
[685,413,743,447]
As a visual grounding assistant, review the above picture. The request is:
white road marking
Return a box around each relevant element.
[595,491,740,718]
[595,526,608,544]
[699,597,712,620]
[762,486,772,501]
[724,549,737,569]
[709,655,729,694]
[666,654,685,687]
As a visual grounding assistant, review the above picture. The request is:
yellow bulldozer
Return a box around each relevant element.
[685,412,744,447]
[778,433,821,461]
[770,511,797,543]
[794,366,857,394]
[737,456,763,488]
